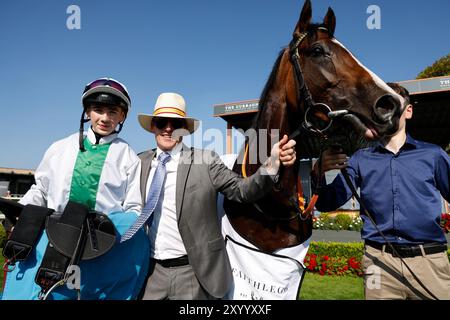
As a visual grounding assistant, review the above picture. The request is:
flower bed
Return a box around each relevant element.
[313,213,363,231]
[441,213,450,233]
[305,241,450,277]
[305,242,364,277]
[304,253,363,276]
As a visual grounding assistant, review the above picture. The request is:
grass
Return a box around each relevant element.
[299,272,364,300]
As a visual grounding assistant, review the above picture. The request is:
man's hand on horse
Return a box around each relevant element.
[315,147,348,176]
[265,135,297,175]
[278,135,297,167]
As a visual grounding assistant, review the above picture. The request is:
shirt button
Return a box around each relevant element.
[80,181,86,186]
[85,161,91,166]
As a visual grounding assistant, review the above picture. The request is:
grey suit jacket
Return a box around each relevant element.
[139,144,276,298]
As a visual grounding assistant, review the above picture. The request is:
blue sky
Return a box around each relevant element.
[1,0,449,169]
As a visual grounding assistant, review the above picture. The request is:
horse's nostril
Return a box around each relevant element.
[373,94,397,122]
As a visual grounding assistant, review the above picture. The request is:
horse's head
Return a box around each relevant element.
[247,0,404,222]
[283,0,403,141]
[226,0,405,252]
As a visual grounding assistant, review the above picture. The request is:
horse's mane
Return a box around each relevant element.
[251,48,286,129]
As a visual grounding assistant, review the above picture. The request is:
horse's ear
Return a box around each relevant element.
[294,0,312,36]
[323,7,336,37]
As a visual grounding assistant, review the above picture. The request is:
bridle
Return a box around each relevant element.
[288,28,348,140]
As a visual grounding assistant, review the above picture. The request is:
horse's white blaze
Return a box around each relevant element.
[332,39,400,99]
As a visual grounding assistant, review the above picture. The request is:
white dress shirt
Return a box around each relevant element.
[146,143,187,260]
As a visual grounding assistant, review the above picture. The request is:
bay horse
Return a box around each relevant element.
[223,0,403,253]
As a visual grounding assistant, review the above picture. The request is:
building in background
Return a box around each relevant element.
[0,167,35,198]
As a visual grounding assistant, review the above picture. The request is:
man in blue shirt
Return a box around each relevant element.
[312,83,450,299]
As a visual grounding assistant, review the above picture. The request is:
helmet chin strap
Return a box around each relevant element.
[78,110,126,151]
[79,109,90,152]
[114,121,124,134]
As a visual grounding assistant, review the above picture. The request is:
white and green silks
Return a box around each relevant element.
[2,128,149,300]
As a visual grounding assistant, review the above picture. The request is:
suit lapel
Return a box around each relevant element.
[140,150,155,205]
[176,145,193,222]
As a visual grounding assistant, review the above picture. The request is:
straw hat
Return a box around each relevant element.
[138,92,200,134]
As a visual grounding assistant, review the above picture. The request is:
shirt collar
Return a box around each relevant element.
[156,142,183,163]
[86,127,118,145]
[374,133,417,153]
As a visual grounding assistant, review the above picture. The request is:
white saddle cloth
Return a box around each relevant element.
[218,154,310,300]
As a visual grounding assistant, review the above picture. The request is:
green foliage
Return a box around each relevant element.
[0,223,6,248]
[348,216,363,232]
[335,214,353,230]
[309,241,364,260]
[313,213,363,231]
[417,54,450,79]
[309,242,450,261]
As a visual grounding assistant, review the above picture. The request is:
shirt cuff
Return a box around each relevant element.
[259,162,280,183]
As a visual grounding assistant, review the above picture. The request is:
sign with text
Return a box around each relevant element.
[214,100,259,117]
[399,76,450,94]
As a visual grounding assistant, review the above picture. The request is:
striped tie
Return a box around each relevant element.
[120,152,171,242]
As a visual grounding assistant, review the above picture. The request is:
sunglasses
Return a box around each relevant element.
[84,79,130,102]
[153,117,186,130]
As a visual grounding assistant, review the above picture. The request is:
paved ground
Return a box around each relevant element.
[312,230,450,246]
[312,230,362,242]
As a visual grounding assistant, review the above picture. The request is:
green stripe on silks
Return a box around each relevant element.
[69,138,111,210]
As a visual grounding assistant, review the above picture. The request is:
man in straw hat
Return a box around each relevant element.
[131,92,297,299]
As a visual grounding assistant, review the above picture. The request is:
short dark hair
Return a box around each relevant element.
[387,82,410,106]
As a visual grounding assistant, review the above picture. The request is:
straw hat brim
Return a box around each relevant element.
[138,113,200,135]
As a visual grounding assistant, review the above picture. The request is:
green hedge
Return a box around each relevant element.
[309,242,364,260]
[0,223,6,248]
[309,241,450,261]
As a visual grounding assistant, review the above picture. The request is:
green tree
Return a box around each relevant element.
[416,54,450,79]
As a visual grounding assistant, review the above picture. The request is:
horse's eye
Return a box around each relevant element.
[311,46,325,57]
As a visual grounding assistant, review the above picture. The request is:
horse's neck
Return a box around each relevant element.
[233,49,296,177]
[235,98,290,177]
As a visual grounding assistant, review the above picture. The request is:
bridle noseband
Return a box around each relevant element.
[288,28,349,140]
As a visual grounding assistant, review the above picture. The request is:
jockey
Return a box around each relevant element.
[1,78,150,300]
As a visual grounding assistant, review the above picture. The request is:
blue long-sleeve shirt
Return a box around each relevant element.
[314,135,450,245]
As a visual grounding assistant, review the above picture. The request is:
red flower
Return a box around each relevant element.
[442,213,450,233]
[348,257,360,269]
[305,253,363,276]
[308,259,317,270]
